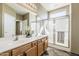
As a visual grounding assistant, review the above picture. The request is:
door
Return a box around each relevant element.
[16,21,20,35]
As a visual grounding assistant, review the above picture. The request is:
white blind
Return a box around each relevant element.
[49,11,67,18]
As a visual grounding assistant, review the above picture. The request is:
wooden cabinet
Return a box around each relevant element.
[25,46,37,56]
[12,43,31,56]
[0,36,48,56]
[12,37,48,56]
[42,37,48,51]
[0,51,11,56]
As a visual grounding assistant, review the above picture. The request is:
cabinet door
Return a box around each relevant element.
[12,46,24,56]
[12,43,31,56]
[42,37,48,51]
[38,42,44,56]
[45,40,48,50]
[25,46,37,56]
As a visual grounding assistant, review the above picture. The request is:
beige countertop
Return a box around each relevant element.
[0,35,47,53]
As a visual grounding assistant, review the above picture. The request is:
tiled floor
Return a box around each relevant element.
[43,47,78,56]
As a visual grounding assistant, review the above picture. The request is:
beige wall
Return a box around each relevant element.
[36,4,48,20]
[0,4,3,37]
[71,3,79,54]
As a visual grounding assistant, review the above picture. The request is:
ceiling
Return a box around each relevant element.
[6,3,70,15]
[41,3,69,11]
[6,3,37,15]
[6,3,28,15]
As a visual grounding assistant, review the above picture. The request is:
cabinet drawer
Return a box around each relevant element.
[12,46,24,56]
[32,40,37,46]
[12,43,31,56]
[42,37,47,42]
[25,46,37,56]
[0,51,11,56]
[23,43,32,51]
[44,40,48,50]
[38,39,42,44]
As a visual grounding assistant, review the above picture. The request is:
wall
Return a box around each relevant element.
[71,3,79,54]
[16,14,23,21]
[0,4,3,37]
[36,4,48,20]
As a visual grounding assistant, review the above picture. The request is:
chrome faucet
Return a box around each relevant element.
[14,36,18,41]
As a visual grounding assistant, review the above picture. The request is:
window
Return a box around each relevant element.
[48,6,70,47]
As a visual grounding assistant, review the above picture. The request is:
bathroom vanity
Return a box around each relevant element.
[0,35,48,56]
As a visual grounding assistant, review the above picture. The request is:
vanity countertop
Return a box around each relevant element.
[0,35,47,53]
